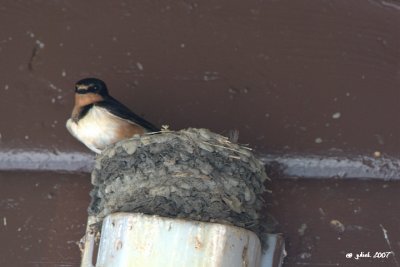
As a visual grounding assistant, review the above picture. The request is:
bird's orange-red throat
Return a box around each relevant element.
[66,78,159,153]
[71,93,103,121]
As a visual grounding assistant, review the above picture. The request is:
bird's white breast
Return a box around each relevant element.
[66,106,125,153]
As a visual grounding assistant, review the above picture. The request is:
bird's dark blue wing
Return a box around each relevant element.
[95,97,160,132]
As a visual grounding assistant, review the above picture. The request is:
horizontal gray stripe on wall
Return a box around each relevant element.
[0,150,398,180]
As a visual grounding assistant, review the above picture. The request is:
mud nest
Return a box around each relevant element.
[89,128,270,242]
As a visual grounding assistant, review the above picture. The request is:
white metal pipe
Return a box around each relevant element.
[81,213,285,267]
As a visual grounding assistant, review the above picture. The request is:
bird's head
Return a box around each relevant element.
[75,78,109,97]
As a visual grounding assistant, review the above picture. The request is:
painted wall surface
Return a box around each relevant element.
[0,0,399,155]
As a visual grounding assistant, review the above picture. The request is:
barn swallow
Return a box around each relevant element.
[66,78,159,153]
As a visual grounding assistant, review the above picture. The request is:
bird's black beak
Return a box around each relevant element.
[75,84,89,94]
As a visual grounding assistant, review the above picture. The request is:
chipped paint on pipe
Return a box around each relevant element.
[91,213,262,267]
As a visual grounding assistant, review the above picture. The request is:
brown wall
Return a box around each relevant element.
[1,0,399,155]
